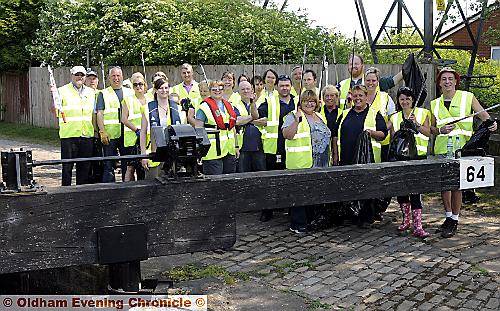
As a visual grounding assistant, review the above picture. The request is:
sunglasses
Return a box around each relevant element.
[278,74,291,82]
[133,82,144,87]
[210,87,224,91]
[74,73,85,77]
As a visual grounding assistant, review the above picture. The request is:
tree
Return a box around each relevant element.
[29,0,343,67]
[0,0,43,72]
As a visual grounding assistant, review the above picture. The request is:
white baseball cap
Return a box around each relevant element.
[70,66,87,75]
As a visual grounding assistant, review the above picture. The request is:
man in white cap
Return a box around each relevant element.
[84,68,103,183]
[50,66,95,186]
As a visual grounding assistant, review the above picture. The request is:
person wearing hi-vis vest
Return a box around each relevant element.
[96,66,134,183]
[222,71,241,104]
[171,63,200,123]
[256,69,279,106]
[140,78,183,179]
[187,80,210,127]
[282,90,331,234]
[387,87,432,238]
[145,71,167,103]
[290,65,302,98]
[84,69,104,184]
[365,67,395,162]
[320,85,343,136]
[430,67,497,238]
[51,66,95,186]
[333,84,387,228]
[301,69,320,97]
[193,80,238,175]
[337,54,402,102]
[121,73,148,181]
[256,74,297,222]
[232,81,264,173]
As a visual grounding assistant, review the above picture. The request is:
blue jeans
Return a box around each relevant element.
[102,138,121,183]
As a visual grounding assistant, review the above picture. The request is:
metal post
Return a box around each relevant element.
[423,0,434,61]
[397,0,403,34]
[464,0,488,91]
[355,0,379,63]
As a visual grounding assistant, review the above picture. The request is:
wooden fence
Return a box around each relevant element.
[2,64,436,129]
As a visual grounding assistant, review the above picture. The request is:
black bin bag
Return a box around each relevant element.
[388,119,418,162]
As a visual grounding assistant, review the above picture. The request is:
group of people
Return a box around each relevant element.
[51,56,497,239]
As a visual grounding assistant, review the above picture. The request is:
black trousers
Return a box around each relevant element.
[61,137,93,186]
[89,137,103,183]
[239,151,266,172]
[265,153,286,171]
[397,194,423,210]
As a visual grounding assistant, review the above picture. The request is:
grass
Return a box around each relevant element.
[162,264,250,285]
[0,121,59,146]
[471,264,489,276]
[270,257,317,277]
[306,299,332,310]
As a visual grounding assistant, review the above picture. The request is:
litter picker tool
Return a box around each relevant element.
[319,38,328,93]
[330,40,339,85]
[100,54,106,89]
[47,65,66,123]
[141,52,147,83]
[199,64,209,82]
[445,103,500,126]
[252,34,256,80]
[297,44,307,112]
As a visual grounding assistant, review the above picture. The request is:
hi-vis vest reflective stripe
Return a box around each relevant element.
[263,93,282,154]
[171,81,200,101]
[390,107,430,156]
[57,83,95,139]
[430,90,473,155]
[199,102,235,160]
[285,112,327,169]
[101,87,126,139]
[369,90,391,146]
[233,100,248,148]
[337,108,382,163]
[122,95,143,147]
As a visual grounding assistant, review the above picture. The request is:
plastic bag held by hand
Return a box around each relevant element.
[353,131,374,164]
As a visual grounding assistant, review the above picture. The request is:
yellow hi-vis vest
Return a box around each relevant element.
[369,90,391,146]
[263,93,284,154]
[337,108,382,163]
[198,102,236,160]
[171,81,200,101]
[101,87,132,139]
[145,88,154,103]
[390,107,430,156]
[320,104,343,123]
[285,111,327,169]
[57,83,95,139]
[430,90,474,155]
[228,92,241,105]
[339,77,364,101]
[122,95,144,147]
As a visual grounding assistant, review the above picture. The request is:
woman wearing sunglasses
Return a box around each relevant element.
[120,72,148,181]
[193,80,238,175]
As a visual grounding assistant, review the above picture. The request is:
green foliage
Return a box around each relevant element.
[0,0,43,72]
[29,0,353,66]
[162,264,249,285]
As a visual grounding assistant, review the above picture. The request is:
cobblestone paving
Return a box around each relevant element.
[164,201,499,310]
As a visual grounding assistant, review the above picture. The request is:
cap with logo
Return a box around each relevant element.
[70,66,87,75]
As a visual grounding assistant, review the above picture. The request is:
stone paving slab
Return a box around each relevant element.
[143,196,499,310]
